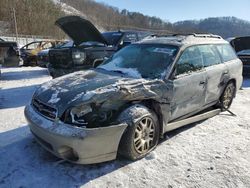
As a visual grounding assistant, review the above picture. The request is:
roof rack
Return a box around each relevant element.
[159,33,222,39]
[191,33,222,39]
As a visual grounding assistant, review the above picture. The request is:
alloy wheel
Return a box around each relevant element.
[133,117,156,154]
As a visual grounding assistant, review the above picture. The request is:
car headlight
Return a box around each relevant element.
[72,51,86,65]
[69,105,92,125]
[64,104,113,128]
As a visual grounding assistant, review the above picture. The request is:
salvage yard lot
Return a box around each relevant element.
[0,67,250,188]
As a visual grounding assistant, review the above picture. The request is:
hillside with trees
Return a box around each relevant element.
[0,0,65,37]
[0,0,250,39]
[174,17,250,38]
[60,0,175,33]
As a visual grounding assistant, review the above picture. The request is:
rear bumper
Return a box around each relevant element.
[24,105,127,164]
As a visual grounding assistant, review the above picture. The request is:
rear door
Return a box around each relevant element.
[216,44,242,90]
[170,46,207,120]
[198,44,227,105]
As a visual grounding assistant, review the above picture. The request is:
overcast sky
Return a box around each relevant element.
[94,0,250,22]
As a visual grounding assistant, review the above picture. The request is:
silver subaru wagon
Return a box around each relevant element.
[25,34,243,164]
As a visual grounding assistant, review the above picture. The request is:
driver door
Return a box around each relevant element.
[170,45,207,121]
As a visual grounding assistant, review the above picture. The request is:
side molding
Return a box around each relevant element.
[165,108,221,132]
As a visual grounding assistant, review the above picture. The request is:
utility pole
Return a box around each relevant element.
[12,8,18,42]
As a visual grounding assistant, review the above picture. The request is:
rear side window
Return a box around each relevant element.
[198,45,222,67]
[216,44,237,62]
[176,46,203,75]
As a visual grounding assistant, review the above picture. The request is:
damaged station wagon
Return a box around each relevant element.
[25,34,243,164]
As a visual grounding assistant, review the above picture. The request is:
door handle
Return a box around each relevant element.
[199,81,206,85]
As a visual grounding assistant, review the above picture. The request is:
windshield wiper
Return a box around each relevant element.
[97,67,128,75]
[111,70,126,75]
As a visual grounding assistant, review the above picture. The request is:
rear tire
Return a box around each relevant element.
[117,104,159,160]
[219,82,236,111]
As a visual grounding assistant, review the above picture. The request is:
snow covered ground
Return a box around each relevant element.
[0,67,250,188]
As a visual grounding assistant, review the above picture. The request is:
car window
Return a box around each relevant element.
[176,46,203,75]
[198,45,221,67]
[99,44,178,79]
[124,33,138,42]
[25,42,40,50]
[42,42,53,49]
[58,41,74,48]
[102,32,123,45]
[216,44,237,62]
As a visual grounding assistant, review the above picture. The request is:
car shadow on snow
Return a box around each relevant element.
[0,125,132,187]
[162,122,200,142]
[0,121,213,187]
[0,84,41,109]
[0,68,50,81]
[0,116,232,187]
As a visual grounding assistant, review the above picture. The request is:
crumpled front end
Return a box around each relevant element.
[25,105,127,164]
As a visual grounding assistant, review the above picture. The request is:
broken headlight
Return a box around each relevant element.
[68,105,92,126]
[64,104,113,128]
[72,50,86,65]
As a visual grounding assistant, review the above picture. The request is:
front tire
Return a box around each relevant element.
[117,105,160,160]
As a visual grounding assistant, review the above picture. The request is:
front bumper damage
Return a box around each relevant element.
[24,105,127,164]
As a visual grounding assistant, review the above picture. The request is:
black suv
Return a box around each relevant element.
[48,16,152,78]
[228,36,250,76]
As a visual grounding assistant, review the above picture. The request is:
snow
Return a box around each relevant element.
[71,86,119,103]
[0,67,250,187]
[48,90,60,104]
[51,0,105,32]
[99,57,142,79]
[52,0,87,18]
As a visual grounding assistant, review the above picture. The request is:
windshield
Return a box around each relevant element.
[80,41,105,46]
[56,41,74,48]
[53,41,69,48]
[102,32,123,46]
[98,44,178,79]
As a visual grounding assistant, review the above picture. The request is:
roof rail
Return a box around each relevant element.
[192,33,222,39]
[160,33,222,39]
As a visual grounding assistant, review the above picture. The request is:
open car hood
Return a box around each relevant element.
[55,16,107,46]
[229,36,250,53]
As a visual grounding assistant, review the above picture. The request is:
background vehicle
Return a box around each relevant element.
[0,38,20,67]
[228,36,250,76]
[37,41,69,68]
[20,40,63,66]
[48,15,152,78]
[25,34,243,164]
